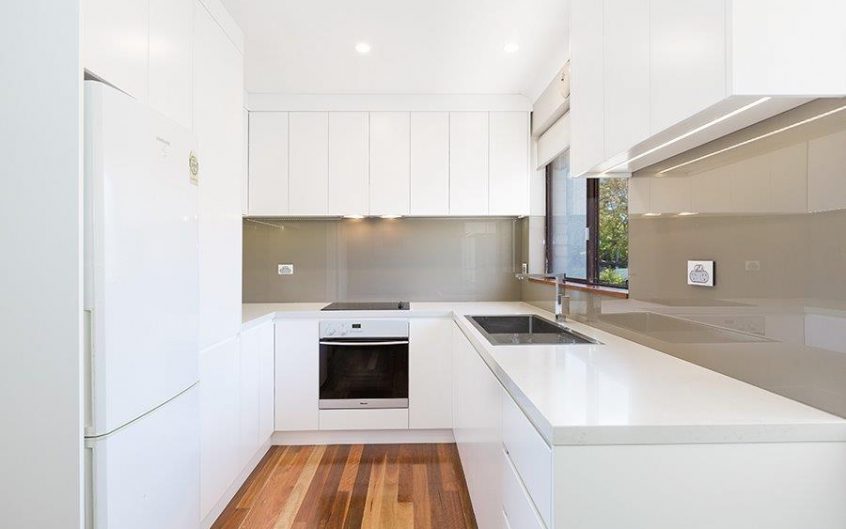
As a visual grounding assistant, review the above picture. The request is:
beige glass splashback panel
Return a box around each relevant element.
[243,217,522,302]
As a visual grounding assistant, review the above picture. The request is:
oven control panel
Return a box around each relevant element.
[319,319,409,339]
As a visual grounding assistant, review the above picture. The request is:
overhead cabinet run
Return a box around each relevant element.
[247,111,529,217]
[569,0,846,177]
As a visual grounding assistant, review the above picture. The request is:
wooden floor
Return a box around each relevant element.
[212,444,478,529]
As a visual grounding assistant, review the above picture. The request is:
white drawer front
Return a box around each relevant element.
[502,393,553,527]
[318,408,409,430]
[503,450,547,529]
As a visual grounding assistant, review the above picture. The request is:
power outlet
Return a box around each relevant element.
[745,260,761,272]
[277,264,294,275]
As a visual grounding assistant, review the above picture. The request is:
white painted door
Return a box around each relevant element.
[289,112,329,215]
[248,112,289,215]
[409,318,453,429]
[194,1,244,349]
[449,112,489,215]
[275,319,319,431]
[452,323,503,529]
[649,0,727,134]
[603,0,650,158]
[149,0,193,129]
[489,112,529,216]
[199,338,240,518]
[370,112,411,216]
[83,0,148,100]
[329,112,370,216]
[410,112,450,215]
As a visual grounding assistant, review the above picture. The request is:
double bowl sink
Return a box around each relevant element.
[467,314,600,346]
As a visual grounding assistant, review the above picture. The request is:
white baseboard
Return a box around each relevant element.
[272,428,455,445]
[200,440,272,529]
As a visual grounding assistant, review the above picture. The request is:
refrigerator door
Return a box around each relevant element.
[86,386,199,529]
[84,81,199,436]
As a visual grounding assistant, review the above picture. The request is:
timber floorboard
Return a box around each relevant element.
[211,444,478,529]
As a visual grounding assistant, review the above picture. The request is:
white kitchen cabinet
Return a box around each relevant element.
[199,338,240,518]
[256,323,276,443]
[808,128,846,213]
[410,112,450,215]
[238,327,261,470]
[274,319,319,431]
[489,112,529,216]
[329,112,370,216]
[627,177,651,215]
[149,0,193,129]
[289,112,329,215]
[194,0,244,350]
[502,452,546,529]
[82,0,149,100]
[769,143,808,213]
[449,112,489,215]
[603,0,650,158]
[370,112,411,216]
[729,153,771,214]
[690,167,733,214]
[452,323,502,529]
[248,112,289,216]
[649,0,727,134]
[409,319,453,429]
[569,0,605,178]
[242,108,249,216]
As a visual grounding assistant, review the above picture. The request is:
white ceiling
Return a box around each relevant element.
[220,0,570,99]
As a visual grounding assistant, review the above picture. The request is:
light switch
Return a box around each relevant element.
[278,264,294,275]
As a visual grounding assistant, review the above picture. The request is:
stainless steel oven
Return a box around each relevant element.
[318,319,409,410]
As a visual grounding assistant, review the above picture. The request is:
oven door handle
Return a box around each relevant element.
[318,340,409,346]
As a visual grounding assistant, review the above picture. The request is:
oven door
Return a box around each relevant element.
[318,337,409,409]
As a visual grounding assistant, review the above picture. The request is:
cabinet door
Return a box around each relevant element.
[370,112,411,215]
[449,112,489,215]
[410,112,450,215]
[489,112,529,216]
[452,323,503,529]
[650,0,727,133]
[194,1,244,349]
[409,319,453,429]
[274,319,319,431]
[569,0,604,177]
[149,0,193,129]
[248,112,289,215]
[199,338,240,518]
[329,112,369,216]
[238,327,260,469]
[83,0,148,100]
[257,322,275,442]
[603,0,650,158]
[289,112,329,215]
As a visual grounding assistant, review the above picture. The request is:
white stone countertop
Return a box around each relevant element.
[242,301,846,446]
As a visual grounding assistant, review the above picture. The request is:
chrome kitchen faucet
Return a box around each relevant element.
[515,272,570,322]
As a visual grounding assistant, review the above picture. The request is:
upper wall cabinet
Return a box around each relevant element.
[289,112,329,216]
[570,0,846,177]
[246,110,530,217]
[449,112,490,216]
[248,112,289,216]
[410,113,450,216]
[489,112,530,215]
[329,112,370,216]
[370,112,411,216]
[83,0,195,129]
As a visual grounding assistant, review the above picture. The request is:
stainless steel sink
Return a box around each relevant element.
[467,315,600,346]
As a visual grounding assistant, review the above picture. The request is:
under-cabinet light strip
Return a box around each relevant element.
[596,97,771,177]
[658,103,846,174]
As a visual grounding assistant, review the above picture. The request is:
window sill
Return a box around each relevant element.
[527,278,629,299]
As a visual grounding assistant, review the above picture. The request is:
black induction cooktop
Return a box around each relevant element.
[321,301,410,311]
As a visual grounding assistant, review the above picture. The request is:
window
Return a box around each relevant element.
[545,152,629,289]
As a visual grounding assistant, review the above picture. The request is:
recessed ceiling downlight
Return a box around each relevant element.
[503,42,520,54]
[355,42,371,54]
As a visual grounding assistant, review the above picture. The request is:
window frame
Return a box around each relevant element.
[545,166,628,290]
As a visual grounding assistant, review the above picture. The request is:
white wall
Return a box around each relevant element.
[0,2,83,528]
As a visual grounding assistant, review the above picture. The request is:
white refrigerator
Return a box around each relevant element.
[83,81,200,529]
